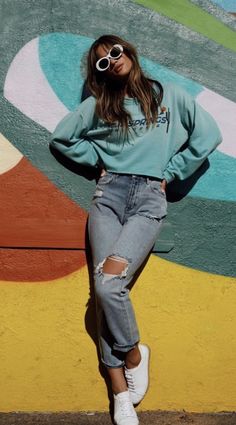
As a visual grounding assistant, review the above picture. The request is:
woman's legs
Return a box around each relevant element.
[102,257,141,392]
[93,213,164,350]
[88,173,167,397]
[92,214,164,399]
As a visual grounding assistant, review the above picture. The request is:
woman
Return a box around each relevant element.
[50,34,222,425]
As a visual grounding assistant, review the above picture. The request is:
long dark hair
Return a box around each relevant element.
[86,34,163,133]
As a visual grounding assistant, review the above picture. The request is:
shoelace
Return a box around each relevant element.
[119,398,136,417]
[125,372,136,391]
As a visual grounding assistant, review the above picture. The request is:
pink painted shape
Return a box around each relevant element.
[4,37,69,133]
[197,88,236,158]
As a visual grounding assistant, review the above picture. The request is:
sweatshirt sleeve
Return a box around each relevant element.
[163,87,222,184]
[50,97,99,167]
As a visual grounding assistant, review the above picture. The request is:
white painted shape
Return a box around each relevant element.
[3,37,69,133]
[0,133,23,174]
[197,88,236,158]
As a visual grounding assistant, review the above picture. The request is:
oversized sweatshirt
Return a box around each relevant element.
[50,83,222,183]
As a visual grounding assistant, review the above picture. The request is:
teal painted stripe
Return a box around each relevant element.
[140,57,202,97]
[39,33,93,111]
[187,150,236,201]
[39,33,236,202]
[39,33,202,110]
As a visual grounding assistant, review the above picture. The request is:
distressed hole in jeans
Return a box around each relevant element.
[136,213,164,222]
[94,188,103,198]
[95,255,129,283]
[146,214,162,221]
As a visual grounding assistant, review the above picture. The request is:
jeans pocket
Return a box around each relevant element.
[97,172,115,185]
[93,172,115,200]
[148,179,166,197]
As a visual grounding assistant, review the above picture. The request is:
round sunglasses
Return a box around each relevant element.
[96,44,123,72]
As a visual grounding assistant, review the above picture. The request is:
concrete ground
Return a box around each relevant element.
[0,411,236,425]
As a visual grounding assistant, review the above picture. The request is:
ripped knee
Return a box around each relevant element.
[95,255,129,281]
[103,255,128,275]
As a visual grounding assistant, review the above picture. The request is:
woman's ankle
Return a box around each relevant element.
[107,366,128,395]
[125,345,141,369]
[113,385,128,395]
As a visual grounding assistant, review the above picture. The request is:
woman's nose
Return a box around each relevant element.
[110,57,119,69]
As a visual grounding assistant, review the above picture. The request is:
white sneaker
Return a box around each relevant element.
[113,391,139,425]
[124,344,150,404]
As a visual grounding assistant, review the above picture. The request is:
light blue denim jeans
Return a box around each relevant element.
[88,172,167,368]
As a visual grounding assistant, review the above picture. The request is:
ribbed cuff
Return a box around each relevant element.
[163,170,175,184]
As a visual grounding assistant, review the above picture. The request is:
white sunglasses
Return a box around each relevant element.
[96,44,124,72]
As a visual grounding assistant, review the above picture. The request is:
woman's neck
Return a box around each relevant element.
[124,86,133,98]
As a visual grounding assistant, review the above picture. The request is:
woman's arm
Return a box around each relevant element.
[50,97,99,167]
[163,86,222,184]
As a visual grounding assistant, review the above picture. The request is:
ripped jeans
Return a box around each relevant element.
[88,172,167,368]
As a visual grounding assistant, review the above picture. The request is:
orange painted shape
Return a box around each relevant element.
[0,157,89,281]
[0,249,86,282]
[1,218,87,248]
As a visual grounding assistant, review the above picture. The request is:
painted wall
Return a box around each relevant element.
[0,0,235,413]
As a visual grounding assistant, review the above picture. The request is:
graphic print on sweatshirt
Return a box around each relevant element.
[94,105,170,146]
[128,107,170,132]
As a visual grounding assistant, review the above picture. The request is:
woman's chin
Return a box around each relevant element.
[109,70,130,81]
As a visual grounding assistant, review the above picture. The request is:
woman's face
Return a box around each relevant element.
[96,44,133,79]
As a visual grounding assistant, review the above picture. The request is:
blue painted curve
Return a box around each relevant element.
[210,0,236,12]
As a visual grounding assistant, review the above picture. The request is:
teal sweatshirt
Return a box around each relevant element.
[50,83,222,183]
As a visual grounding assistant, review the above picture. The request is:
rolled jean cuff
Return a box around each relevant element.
[101,357,125,369]
[113,341,139,353]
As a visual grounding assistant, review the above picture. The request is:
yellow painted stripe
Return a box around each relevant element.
[0,256,235,412]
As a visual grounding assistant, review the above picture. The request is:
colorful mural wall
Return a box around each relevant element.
[0,0,235,413]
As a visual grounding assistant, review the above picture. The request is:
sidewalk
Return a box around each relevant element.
[0,411,235,425]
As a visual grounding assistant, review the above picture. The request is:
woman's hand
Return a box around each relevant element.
[100,168,107,177]
[160,179,167,193]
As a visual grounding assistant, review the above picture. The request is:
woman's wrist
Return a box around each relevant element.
[160,179,167,192]
[100,168,107,176]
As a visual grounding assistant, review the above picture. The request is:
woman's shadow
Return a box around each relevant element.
[50,144,114,412]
